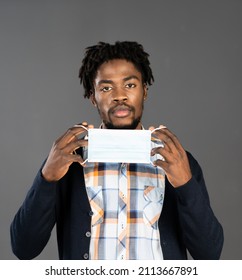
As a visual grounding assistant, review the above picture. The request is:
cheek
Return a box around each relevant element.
[135,97,145,112]
[96,100,110,117]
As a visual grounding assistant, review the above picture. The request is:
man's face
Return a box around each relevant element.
[91,59,147,129]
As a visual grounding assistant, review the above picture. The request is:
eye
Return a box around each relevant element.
[125,83,136,89]
[101,86,112,92]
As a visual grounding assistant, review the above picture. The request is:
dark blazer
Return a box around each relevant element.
[10,151,223,259]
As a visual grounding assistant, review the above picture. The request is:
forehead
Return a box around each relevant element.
[95,59,142,81]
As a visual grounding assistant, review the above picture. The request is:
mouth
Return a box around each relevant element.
[112,106,132,118]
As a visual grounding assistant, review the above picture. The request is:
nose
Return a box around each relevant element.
[112,88,128,102]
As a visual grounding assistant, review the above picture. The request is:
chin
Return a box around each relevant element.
[104,118,141,130]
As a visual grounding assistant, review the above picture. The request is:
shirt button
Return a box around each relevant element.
[89,211,94,216]
[86,231,91,237]
[83,253,89,259]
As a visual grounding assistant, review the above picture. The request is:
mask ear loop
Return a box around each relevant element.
[73,124,89,165]
[150,127,165,167]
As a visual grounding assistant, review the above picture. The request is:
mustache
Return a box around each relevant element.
[109,103,135,114]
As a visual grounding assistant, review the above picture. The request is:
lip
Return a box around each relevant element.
[113,109,131,118]
[112,106,132,118]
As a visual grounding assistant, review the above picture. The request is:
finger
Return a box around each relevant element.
[150,125,167,135]
[160,127,184,151]
[150,126,165,143]
[56,126,88,149]
[76,122,94,129]
[153,158,169,170]
[76,121,94,129]
[88,124,94,129]
[152,128,178,152]
[81,121,88,126]
[148,126,155,131]
[152,131,173,152]
[65,153,85,164]
[149,126,160,143]
[64,139,88,154]
[151,146,173,163]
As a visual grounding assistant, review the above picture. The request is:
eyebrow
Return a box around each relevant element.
[123,75,140,82]
[97,75,140,85]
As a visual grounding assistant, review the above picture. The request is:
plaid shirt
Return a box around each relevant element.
[83,141,165,260]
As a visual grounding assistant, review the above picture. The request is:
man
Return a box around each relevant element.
[10,41,223,260]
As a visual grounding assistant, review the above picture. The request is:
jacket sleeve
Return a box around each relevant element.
[174,152,224,259]
[10,169,57,259]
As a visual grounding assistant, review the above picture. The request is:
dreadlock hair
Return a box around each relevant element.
[79,41,154,98]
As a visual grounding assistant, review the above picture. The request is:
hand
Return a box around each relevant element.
[42,122,93,182]
[150,125,192,188]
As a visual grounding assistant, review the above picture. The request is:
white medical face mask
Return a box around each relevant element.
[86,128,152,164]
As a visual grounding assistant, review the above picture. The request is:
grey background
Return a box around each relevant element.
[0,0,241,260]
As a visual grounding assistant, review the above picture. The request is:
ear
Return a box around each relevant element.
[90,92,97,107]
[143,84,148,100]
